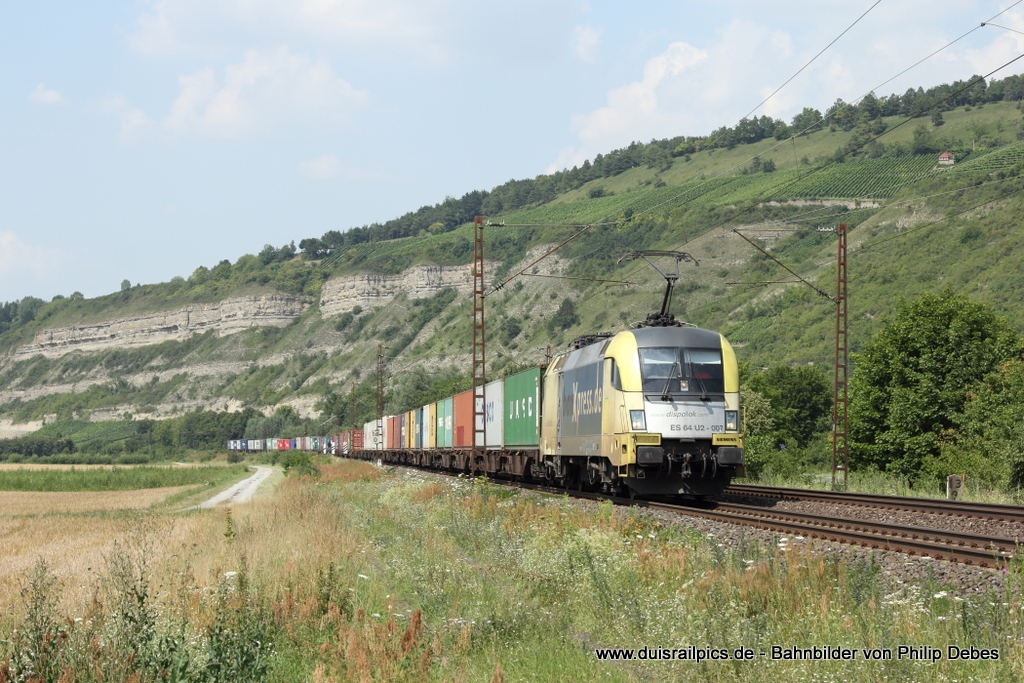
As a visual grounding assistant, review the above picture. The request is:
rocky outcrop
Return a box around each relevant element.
[319,262,498,317]
[15,295,307,360]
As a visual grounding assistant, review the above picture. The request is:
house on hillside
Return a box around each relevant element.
[938,151,955,166]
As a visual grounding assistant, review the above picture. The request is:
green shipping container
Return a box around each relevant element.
[504,367,541,448]
[438,397,453,448]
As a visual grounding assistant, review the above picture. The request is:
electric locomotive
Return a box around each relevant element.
[539,318,744,498]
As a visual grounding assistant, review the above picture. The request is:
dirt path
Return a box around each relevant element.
[196,466,274,508]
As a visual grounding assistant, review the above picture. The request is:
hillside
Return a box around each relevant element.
[4,94,1024,432]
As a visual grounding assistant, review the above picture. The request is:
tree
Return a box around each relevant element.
[849,289,1022,480]
[299,238,328,259]
[931,360,1024,488]
[737,384,777,478]
[120,279,131,292]
[548,298,580,333]
[17,297,45,325]
[747,365,831,447]
[910,124,940,155]
[790,107,823,135]
[500,316,522,343]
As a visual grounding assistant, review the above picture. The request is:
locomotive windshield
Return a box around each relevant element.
[639,347,724,395]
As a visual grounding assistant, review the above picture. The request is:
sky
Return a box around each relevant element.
[3,1,1024,303]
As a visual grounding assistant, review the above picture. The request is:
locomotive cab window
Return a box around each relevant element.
[639,347,724,395]
[608,358,623,391]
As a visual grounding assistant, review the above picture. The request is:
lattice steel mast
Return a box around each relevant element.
[472,216,487,474]
[832,223,849,489]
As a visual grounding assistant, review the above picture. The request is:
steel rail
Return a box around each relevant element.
[475,478,1015,568]
[699,501,1016,568]
[725,484,1024,523]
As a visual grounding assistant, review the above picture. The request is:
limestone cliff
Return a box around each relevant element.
[15,295,307,360]
[319,262,499,317]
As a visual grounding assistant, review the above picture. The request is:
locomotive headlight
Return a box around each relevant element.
[630,410,647,431]
[725,410,739,432]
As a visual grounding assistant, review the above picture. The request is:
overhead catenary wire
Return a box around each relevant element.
[722,177,1024,303]
[616,2,1024,233]
[858,180,1024,252]
[725,142,1024,232]
[314,4,1022,304]
[732,229,836,302]
[778,172,1024,228]
[489,222,597,294]
[595,15,1024,290]
[982,22,1024,37]
[662,52,1024,251]
[309,2,1024,297]
[604,2,1004,228]
[307,3,1024,350]
[732,0,883,135]
[481,3,886,294]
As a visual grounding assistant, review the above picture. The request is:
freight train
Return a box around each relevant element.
[229,319,745,499]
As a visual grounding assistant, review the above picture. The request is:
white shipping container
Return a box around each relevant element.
[363,420,385,450]
[475,379,505,448]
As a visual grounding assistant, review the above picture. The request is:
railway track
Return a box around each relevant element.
[725,483,1024,523]
[504,480,1018,568]
[663,500,1016,568]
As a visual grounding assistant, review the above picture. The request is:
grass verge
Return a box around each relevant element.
[1,459,1021,682]
[0,464,249,492]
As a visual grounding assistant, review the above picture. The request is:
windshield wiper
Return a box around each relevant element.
[661,362,680,401]
[689,360,709,400]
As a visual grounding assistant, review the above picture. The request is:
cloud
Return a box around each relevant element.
[0,232,58,283]
[131,0,427,56]
[168,48,369,138]
[297,154,342,179]
[98,95,155,143]
[29,83,65,105]
[550,9,1024,172]
[105,47,369,141]
[130,0,583,65]
[965,12,1024,75]
[296,155,385,181]
[566,41,708,155]
[572,25,602,63]
[163,48,369,138]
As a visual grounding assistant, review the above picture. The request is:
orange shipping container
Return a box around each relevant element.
[387,416,402,449]
[453,390,474,448]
